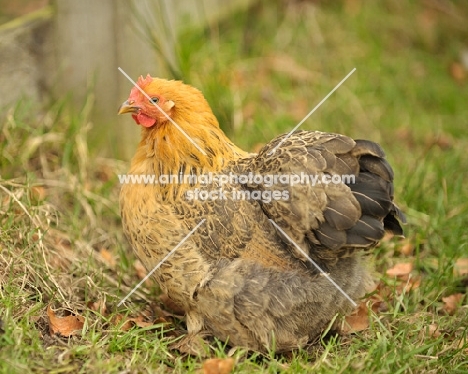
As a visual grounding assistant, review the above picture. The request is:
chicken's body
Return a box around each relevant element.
[119,76,404,353]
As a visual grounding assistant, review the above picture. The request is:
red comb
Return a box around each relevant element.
[137,74,153,87]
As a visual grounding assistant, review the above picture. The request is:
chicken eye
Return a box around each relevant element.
[150,97,159,104]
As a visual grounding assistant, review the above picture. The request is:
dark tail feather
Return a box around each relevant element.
[383,205,406,236]
[349,140,406,239]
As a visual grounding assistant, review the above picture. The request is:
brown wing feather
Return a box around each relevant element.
[232,130,404,262]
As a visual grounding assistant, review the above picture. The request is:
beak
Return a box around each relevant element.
[118,100,140,115]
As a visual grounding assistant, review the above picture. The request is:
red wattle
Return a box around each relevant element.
[132,113,156,128]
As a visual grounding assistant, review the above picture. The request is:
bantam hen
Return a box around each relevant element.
[118,75,405,353]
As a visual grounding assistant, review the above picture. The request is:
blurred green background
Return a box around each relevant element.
[1,0,467,372]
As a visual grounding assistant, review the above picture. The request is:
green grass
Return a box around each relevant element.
[1,0,468,372]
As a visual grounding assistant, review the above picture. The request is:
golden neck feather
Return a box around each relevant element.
[128,111,248,198]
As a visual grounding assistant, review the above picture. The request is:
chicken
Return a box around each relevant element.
[118,75,405,353]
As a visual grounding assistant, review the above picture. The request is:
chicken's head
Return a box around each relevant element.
[118,75,246,173]
[117,75,175,128]
[118,74,213,129]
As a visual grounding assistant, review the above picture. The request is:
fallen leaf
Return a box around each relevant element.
[87,300,107,315]
[113,314,154,331]
[417,8,438,49]
[149,303,180,320]
[454,258,468,277]
[100,248,116,267]
[47,306,85,337]
[289,98,309,122]
[455,338,466,350]
[133,260,154,287]
[425,133,453,150]
[31,232,41,242]
[342,302,369,333]
[394,273,422,293]
[153,316,171,325]
[399,241,414,256]
[386,262,413,278]
[160,294,185,315]
[370,298,388,313]
[395,127,416,148]
[29,186,47,202]
[202,358,235,374]
[95,164,115,182]
[48,232,76,271]
[406,275,421,290]
[380,232,395,243]
[428,323,441,338]
[133,260,148,280]
[1,195,11,209]
[450,62,466,83]
[131,318,154,329]
[442,293,464,315]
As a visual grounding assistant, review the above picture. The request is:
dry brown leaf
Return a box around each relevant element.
[160,294,185,315]
[87,300,107,315]
[31,232,41,242]
[1,195,11,209]
[377,271,421,302]
[133,260,148,279]
[399,242,414,256]
[133,260,154,286]
[112,314,126,329]
[407,275,421,290]
[342,302,369,333]
[386,262,413,278]
[394,274,422,293]
[100,248,116,267]
[95,164,115,182]
[113,314,154,331]
[395,127,415,148]
[380,232,395,243]
[426,133,453,150]
[289,98,309,122]
[153,316,171,325]
[442,293,464,315]
[29,186,47,202]
[113,315,134,332]
[202,358,235,374]
[132,319,154,329]
[450,62,466,83]
[150,304,178,319]
[454,258,468,277]
[428,323,441,338]
[48,238,76,271]
[417,9,438,48]
[370,298,388,313]
[456,338,467,350]
[47,306,85,337]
